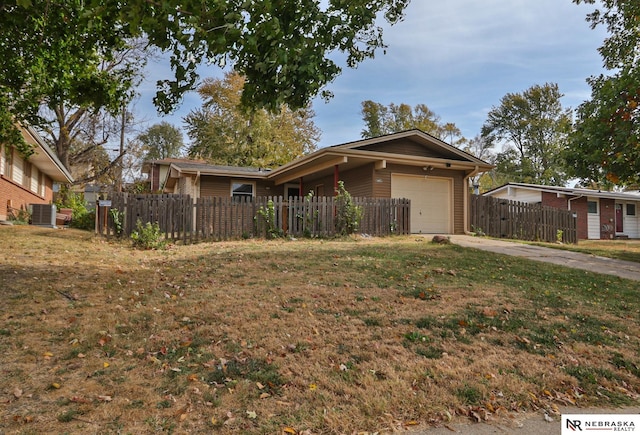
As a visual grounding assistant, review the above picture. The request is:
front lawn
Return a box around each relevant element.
[1,227,638,434]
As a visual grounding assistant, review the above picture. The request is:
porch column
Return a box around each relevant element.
[299,177,304,197]
[334,165,339,194]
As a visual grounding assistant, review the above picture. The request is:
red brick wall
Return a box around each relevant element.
[541,191,568,210]
[600,198,616,239]
[570,197,589,240]
[1,175,53,220]
[541,192,591,240]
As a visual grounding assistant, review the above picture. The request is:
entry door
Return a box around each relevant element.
[587,198,600,239]
[615,204,623,233]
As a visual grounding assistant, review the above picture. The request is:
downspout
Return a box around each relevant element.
[567,195,583,211]
[463,166,481,235]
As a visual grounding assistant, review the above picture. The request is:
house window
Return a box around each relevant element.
[3,146,12,179]
[231,181,255,200]
[587,201,598,214]
[23,161,32,189]
[627,204,636,216]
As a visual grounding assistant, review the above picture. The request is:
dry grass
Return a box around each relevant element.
[1,226,638,434]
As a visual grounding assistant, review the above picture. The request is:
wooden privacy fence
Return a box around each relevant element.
[470,195,577,244]
[97,193,410,242]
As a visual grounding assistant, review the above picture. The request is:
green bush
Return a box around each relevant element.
[55,186,95,230]
[131,220,164,250]
[334,181,362,236]
[256,199,283,239]
[70,209,95,230]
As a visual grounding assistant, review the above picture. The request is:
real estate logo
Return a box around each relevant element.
[562,414,638,433]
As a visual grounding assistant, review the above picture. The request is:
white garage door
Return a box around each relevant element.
[391,174,452,234]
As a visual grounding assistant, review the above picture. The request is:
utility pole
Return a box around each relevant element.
[117,103,125,192]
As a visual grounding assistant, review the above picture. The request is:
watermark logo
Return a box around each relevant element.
[562,414,638,434]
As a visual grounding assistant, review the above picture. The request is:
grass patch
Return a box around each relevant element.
[0,227,638,434]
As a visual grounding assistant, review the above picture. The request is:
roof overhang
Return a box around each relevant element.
[485,183,640,202]
[268,130,493,186]
[22,126,73,183]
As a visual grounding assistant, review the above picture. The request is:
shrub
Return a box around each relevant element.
[131,220,164,250]
[256,199,283,239]
[70,209,95,231]
[334,181,362,236]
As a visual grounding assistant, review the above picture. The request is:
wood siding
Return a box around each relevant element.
[358,138,466,161]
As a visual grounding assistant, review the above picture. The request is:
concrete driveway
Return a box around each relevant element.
[448,235,640,281]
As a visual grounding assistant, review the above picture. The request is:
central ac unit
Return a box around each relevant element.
[31,204,57,227]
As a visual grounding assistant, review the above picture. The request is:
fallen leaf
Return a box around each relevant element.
[43,351,54,359]
[283,428,297,434]
[103,362,110,368]
[51,383,61,389]
[13,388,23,399]
[256,382,265,390]
[187,374,198,382]
[246,410,257,419]
[97,395,112,402]
[260,392,271,399]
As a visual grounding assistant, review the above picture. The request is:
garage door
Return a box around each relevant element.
[391,174,452,234]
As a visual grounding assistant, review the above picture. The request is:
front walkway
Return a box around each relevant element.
[448,235,640,282]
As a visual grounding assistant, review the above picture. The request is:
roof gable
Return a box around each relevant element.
[335,129,488,164]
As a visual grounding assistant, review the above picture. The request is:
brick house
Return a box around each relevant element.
[1,125,73,221]
[484,183,640,240]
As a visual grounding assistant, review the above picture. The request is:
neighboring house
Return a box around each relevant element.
[0,125,73,221]
[141,158,207,192]
[484,182,640,240]
[142,130,493,234]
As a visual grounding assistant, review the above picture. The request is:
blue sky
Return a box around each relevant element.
[133,0,608,150]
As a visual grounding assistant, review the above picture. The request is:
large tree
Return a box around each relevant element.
[360,101,464,144]
[567,0,640,186]
[184,72,319,168]
[1,0,410,156]
[481,83,573,186]
[138,122,184,161]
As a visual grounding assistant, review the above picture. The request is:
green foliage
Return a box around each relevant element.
[568,0,640,186]
[54,187,95,230]
[481,83,573,186]
[360,100,464,144]
[256,199,283,239]
[1,0,410,154]
[131,220,164,250]
[110,209,124,237]
[70,209,95,231]
[185,72,319,167]
[137,122,184,161]
[334,181,363,236]
[567,69,640,186]
[298,190,320,238]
